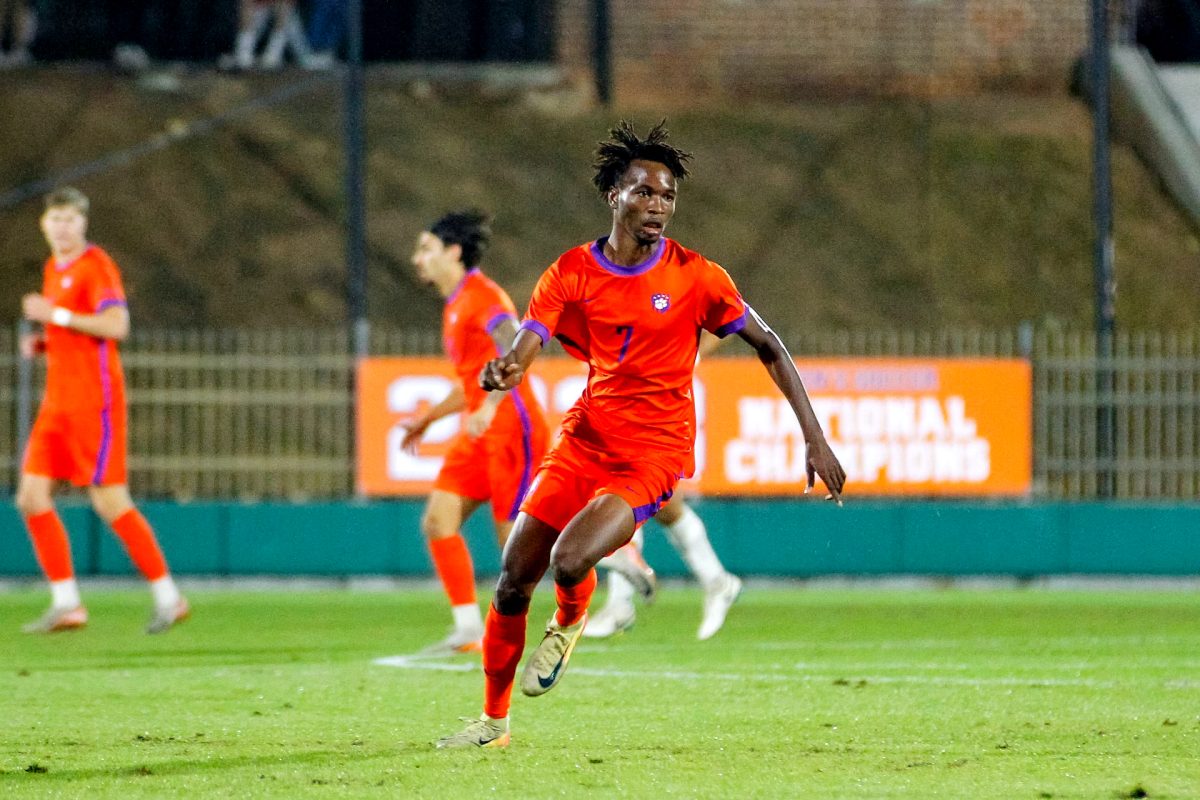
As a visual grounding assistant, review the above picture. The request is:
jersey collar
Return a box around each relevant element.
[446,267,480,304]
[54,242,93,272]
[590,237,666,277]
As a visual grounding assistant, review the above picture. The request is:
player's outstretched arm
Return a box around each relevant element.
[402,385,466,452]
[22,294,130,341]
[479,327,542,392]
[735,306,847,503]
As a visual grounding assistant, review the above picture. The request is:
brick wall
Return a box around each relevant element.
[557,0,1092,99]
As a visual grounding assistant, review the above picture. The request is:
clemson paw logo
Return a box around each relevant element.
[651,293,670,313]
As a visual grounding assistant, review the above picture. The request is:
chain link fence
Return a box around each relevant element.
[3,325,1198,500]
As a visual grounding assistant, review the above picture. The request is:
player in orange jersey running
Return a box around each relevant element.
[17,187,189,635]
[436,122,846,749]
[404,210,550,654]
[572,327,745,641]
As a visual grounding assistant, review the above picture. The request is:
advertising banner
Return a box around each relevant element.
[357,357,1031,497]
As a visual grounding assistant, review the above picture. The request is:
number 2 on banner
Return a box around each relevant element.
[616,325,634,363]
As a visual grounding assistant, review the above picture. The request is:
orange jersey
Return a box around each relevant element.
[40,244,127,415]
[520,237,747,477]
[444,269,540,414]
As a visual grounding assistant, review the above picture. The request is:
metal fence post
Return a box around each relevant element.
[15,320,33,482]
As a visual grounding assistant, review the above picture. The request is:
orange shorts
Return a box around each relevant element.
[24,405,127,487]
[519,432,681,533]
[435,397,549,523]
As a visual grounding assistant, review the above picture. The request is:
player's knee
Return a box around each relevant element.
[419,509,455,540]
[550,546,592,587]
[15,486,52,517]
[89,492,132,524]
[492,575,532,615]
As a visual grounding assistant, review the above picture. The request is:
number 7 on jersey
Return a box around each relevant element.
[615,325,634,363]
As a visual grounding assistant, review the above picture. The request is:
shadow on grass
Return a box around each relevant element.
[0,741,439,785]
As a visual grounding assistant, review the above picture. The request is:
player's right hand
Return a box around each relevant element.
[479,357,524,391]
[399,418,428,454]
[18,332,45,360]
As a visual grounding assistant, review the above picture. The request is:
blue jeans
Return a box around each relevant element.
[306,0,345,53]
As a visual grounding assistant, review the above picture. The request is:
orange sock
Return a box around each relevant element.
[25,510,74,582]
[555,567,597,626]
[428,534,476,606]
[111,509,168,581]
[482,603,528,719]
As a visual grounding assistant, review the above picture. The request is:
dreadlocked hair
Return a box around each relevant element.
[591,120,692,196]
[429,209,493,268]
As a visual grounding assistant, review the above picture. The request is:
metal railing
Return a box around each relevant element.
[5,325,1200,501]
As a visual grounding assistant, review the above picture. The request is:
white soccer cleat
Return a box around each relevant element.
[146,597,190,635]
[419,626,484,655]
[436,716,510,749]
[697,574,742,641]
[581,602,636,639]
[520,613,588,697]
[598,544,657,604]
[21,605,88,634]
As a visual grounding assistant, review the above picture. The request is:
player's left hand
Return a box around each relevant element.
[804,435,847,506]
[466,403,497,438]
[21,293,53,323]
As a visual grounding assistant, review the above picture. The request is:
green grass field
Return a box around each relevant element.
[1,586,1197,798]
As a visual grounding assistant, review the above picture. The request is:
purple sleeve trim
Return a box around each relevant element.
[96,298,128,312]
[486,312,516,334]
[520,319,551,344]
[714,309,748,338]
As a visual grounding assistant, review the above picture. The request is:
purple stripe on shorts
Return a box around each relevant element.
[630,488,675,525]
[96,298,127,312]
[92,343,114,484]
[520,319,551,344]
[485,312,516,334]
[506,392,536,521]
[714,309,748,338]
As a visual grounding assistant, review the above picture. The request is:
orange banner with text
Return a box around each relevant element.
[357,357,1032,497]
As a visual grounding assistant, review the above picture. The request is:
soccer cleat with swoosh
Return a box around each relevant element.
[519,612,588,697]
[435,716,511,749]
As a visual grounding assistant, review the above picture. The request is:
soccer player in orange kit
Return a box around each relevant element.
[404,210,550,654]
[437,123,846,749]
[18,187,189,635]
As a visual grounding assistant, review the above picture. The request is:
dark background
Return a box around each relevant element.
[26,0,556,63]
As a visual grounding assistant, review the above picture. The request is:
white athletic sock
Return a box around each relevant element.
[49,578,81,610]
[451,603,483,633]
[150,576,181,610]
[663,505,726,589]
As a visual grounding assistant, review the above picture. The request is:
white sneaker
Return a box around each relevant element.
[598,544,656,604]
[581,602,635,639]
[21,604,88,634]
[420,626,484,655]
[146,597,190,635]
[519,613,587,697]
[697,574,742,641]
